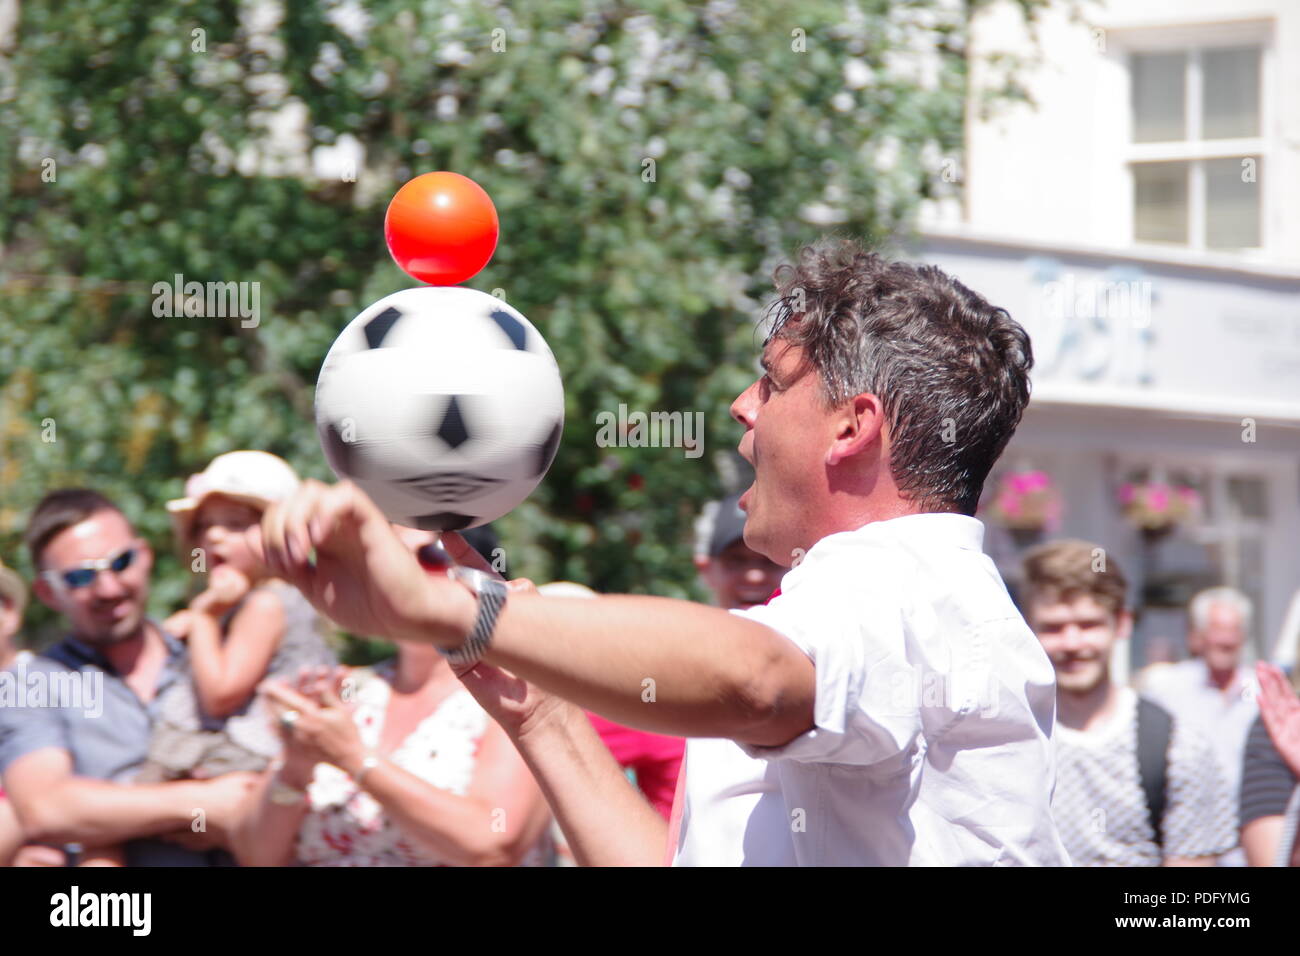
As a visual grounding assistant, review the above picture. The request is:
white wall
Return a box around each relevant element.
[961,0,1300,265]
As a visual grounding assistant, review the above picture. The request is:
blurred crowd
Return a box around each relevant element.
[0,449,1297,867]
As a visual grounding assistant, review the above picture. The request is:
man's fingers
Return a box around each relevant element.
[310,481,376,552]
[441,532,501,578]
[282,480,330,567]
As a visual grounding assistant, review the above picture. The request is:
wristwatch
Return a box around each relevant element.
[439,566,508,667]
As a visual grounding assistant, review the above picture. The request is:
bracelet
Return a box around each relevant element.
[353,753,381,787]
[268,778,307,806]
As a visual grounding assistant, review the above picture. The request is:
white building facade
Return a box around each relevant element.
[920,0,1300,677]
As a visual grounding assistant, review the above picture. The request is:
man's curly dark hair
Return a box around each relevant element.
[764,237,1033,515]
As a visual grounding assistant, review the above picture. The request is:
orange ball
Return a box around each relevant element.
[384,172,500,285]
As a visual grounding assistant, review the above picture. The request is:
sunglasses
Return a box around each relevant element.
[42,545,139,591]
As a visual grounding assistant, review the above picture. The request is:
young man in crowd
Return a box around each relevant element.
[255,239,1070,865]
[0,490,257,866]
[1021,539,1236,866]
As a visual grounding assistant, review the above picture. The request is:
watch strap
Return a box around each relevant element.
[440,568,508,667]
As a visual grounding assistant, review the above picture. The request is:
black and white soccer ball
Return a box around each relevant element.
[314,286,565,531]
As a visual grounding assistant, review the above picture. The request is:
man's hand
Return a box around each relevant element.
[11,845,68,867]
[251,480,473,646]
[459,658,580,744]
[1256,662,1300,780]
[450,578,578,743]
[161,771,260,852]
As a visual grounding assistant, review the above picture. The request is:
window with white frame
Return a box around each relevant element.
[1127,41,1265,251]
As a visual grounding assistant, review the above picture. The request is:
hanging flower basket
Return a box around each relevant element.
[987,470,1062,536]
[1119,480,1200,537]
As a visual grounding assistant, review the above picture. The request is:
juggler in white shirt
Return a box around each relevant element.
[672,513,1070,866]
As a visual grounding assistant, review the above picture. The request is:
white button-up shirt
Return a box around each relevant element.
[672,513,1070,866]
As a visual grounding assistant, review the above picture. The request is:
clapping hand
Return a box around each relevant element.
[261,665,367,774]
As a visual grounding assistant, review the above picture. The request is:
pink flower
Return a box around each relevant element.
[1147,486,1169,512]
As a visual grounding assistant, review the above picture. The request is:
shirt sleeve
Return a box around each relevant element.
[730,589,922,768]
[1240,714,1300,826]
[0,666,72,779]
[1161,717,1239,861]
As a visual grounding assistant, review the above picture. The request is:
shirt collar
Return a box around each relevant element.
[848,511,986,552]
[58,622,184,674]
[789,512,986,580]
[1193,658,1249,692]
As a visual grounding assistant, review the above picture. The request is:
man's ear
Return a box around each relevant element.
[0,604,18,641]
[825,392,884,466]
[137,540,154,574]
[32,576,64,614]
[1115,609,1134,643]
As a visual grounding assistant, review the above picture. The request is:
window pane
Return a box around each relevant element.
[1226,476,1268,519]
[1206,157,1260,249]
[1132,52,1186,142]
[1203,47,1260,139]
[1134,162,1188,243]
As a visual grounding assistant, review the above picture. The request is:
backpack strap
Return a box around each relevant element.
[1135,697,1173,848]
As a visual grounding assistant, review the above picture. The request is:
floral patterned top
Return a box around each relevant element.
[295,660,548,867]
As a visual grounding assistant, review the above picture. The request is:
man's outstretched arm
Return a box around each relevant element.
[257,480,816,747]
[458,662,668,866]
[2,748,254,848]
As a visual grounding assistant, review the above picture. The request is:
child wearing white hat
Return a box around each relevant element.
[145,450,339,780]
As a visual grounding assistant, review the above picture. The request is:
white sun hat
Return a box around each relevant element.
[166,451,300,542]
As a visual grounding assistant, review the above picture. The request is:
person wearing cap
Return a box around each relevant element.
[693,492,786,611]
[0,488,258,866]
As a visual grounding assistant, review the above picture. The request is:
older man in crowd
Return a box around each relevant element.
[1142,586,1259,866]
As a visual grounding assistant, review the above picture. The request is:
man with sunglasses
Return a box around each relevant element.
[0,489,257,866]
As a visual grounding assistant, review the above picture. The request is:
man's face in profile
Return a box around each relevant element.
[730,336,837,565]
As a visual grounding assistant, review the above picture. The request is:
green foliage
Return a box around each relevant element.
[0,0,1042,650]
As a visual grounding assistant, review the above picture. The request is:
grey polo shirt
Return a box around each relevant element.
[0,625,225,866]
